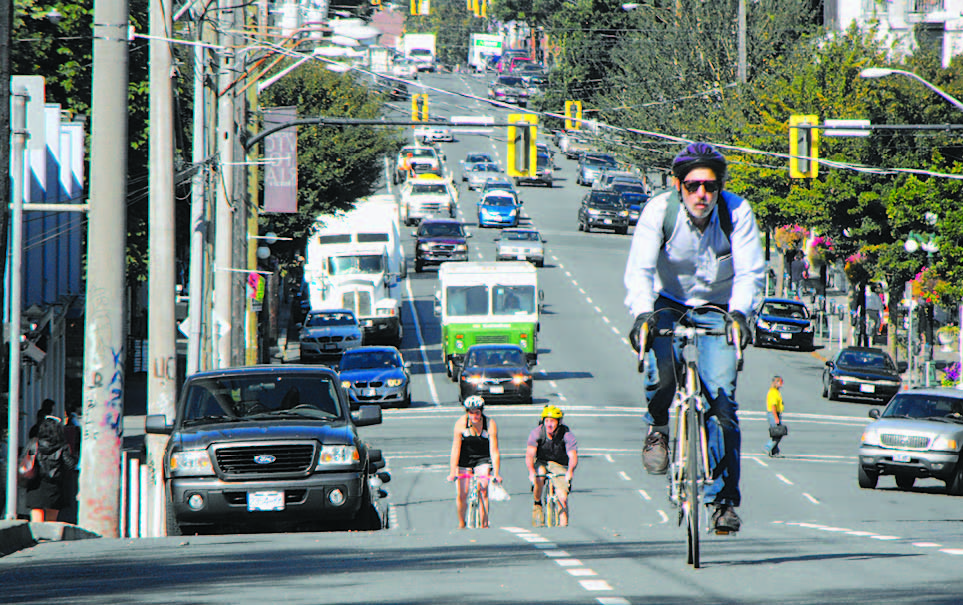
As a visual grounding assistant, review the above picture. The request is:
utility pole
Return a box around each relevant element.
[78,0,129,538]
[214,0,236,368]
[737,0,747,84]
[0,0,12,357]
[147,0,177,536]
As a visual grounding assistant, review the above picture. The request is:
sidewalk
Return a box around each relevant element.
[0,520,99,557]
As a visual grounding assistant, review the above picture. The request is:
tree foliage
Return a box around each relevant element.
[406,0,489,67]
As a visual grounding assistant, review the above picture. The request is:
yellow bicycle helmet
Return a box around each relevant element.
[541,405,563,420]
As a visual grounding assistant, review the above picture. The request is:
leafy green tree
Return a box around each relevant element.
[406,0,489,68]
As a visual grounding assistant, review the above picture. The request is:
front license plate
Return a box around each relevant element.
[363,388,377,397]
[780,333,792,340]
[323,344,338,351]
[247,491,284,512]
[604,219,612,224]
[516,255,526,260]
[893,453,912,463]
[489,385,505,394]
[859,384,876,393]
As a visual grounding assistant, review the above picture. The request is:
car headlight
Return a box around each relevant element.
[345,334,361,341]
[341,380,352,389]
[860,430,880,447]
[803,325,814,333]
[419,243,431,250]
[508,209,517,216]
[838,376,859,383]
[757,320,771,331]
[170,451,215,477]
[512,374,530,385]
[619,210,629,217]
[455,244,468,251]
[587,208,600,215]
[931,436,958,451]
[387,378,404,387]
[316,445,360,469]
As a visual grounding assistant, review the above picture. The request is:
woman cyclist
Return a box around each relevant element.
[448,396,502,528]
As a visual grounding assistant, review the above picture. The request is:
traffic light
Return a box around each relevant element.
[410,0,429,14]
[565,100,582,130]
[507,114,538,178]
[411,94,428,122]
[789,114,819,179]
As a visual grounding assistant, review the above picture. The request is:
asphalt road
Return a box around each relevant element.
[3,72,963,605]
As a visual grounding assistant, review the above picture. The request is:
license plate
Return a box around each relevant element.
[489,385,504,394]
[516,255,526,260]
[363,388,377,397]
[859,384,876,393]
[780,333,792,340]
[893,453,912,462]
[604,219,612,224]
[247,491,284,512]
[323,344,338,351]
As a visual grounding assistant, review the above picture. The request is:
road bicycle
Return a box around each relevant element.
[638,306,742,568]
[454,472,490,528]
[534,470,567,527]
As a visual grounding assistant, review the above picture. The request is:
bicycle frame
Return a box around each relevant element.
[536,471,563,527]
[456,472,490,529]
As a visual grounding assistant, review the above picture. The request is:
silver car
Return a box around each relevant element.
[858,387,963,493]
[459,152,495,181]
[495,228,546,267]
[298,309,363,362]
[466,162,503,190]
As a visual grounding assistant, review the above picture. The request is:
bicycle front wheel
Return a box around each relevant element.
[466,484,481,529]
[686,402,701,568]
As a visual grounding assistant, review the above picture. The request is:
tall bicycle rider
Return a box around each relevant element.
[624,142,764,533]
[526,405,578,527]
[448,396,502,528]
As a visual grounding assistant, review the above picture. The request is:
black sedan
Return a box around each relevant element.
[458,344,533,405]
[822,347,906,403]
[753,298,814,351]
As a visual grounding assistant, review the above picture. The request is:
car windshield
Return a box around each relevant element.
[326,254,384,276]
[447,285,490,316]
[473,163,499,172]
[305,312,356,327]
[504,231,540,242]
[589,193,623,207]
[761,302,809,319]
[340,350,401,371]
[838,350,895,370]
[181,373,343,423]
[467,347,526,367]
[483,195,516,207]
[411,184,448,195]
[410,49,431,57]
[403,148,436,159]
[419,223,463,237]
[882,394,963,419]
[497,76,523,86]
[584,156,617,168]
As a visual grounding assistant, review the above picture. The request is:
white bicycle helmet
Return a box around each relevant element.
[463,395,485,411]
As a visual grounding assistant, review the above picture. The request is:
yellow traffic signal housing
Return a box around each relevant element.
[789,114,819,179]
[565,100,582,130]
[411,94,428,122]
[411,0,429,14]
[507,114,538,178]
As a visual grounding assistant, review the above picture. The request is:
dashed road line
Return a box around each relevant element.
[638,489,651,501]
[657,510,669,523]
[775,474,793,485]
[503,528,618,597]
[782,521,963,558]
[803,493,820,504]
[618,471,631,481]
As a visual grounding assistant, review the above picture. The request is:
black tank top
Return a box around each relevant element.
[536,423,570,467]
[458,414,492,468]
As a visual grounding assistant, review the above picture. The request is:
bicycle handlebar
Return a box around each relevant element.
[637,308,744,373]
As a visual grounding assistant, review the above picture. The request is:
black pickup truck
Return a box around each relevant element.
[145,365,389,534]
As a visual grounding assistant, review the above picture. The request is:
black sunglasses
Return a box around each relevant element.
[681,180,721,194]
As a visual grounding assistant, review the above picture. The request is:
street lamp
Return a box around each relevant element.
[860,67,963,113]
[902,211,940,258]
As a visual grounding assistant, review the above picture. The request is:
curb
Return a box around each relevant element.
[0,520,99,557]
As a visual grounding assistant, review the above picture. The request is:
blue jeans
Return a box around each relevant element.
[765,411,782,454]
[642,297,741,507]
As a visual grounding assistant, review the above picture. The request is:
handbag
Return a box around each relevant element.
[17,438,39,482]
[769,424,788,439]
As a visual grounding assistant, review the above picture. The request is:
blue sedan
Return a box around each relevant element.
[477,191,521,228]
[339,346,412,408]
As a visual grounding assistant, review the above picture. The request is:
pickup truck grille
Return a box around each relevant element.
[214,443,316,476]
[880,434,930,450]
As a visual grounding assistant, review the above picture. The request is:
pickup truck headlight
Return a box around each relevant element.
[170,451,215,477]
[455,244,468,252]
[316,445,360,469]
[931,436,958,451]
[463,374,484,385]
[757,320,771,330]
[860,429,880,447]
[341,380,353,389]
[587,208,600,215]
[619,210,629,217]
[803,324,814,333]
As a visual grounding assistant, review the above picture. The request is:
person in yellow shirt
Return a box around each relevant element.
[765,376,785,457]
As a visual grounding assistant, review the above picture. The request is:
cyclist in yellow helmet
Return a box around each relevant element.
[525,405,578,526]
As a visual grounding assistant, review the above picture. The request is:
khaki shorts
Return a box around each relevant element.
[535,460,569,497]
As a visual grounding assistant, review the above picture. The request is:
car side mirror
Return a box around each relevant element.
[541,238,548,243]
[351,405,383,427]
[465,232,473,238]
[404,361,412,370]
[411,231,419,238]
[144,414,173,435]
[868,409,881,420]
[825,361,833,368]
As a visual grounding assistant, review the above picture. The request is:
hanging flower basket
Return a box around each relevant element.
[774,224,809,251]
[807,235,837,267]
[910,267,948,305]
[844,252,871,284]
[937,326,959,351]
[941,362,962,388]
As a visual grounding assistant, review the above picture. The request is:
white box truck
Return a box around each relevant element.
[403,33,437,72]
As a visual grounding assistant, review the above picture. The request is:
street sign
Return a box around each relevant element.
[823,119,871,137]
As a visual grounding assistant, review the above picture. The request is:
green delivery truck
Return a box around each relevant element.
[436,262,540,381]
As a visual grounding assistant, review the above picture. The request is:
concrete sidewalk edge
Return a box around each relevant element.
[0,520,100,557]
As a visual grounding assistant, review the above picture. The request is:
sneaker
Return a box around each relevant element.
[711,504,741,533]
[642,431,669,475]
[771,446,780,457]
[532,502,544,527]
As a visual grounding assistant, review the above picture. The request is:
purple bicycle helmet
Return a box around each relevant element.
[671,142,727,182]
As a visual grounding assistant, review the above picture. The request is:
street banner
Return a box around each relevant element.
[263,106,298,213]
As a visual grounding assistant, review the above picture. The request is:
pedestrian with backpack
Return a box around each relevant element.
[24,416,78,522]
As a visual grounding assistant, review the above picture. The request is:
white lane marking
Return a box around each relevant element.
[568,569,599,577]
[638,489,651,501]
[586,297,594,304]
[752,458,769,467]
[555,559,583,567]
[557,262,564,270]
[602,316,611,324]
[580,580,612,591]
[657,510,669,523]
[803,493,820,504]
[559,394,568,402]
[594,305,602,313]
[818,527,851,532]
[502,527,527,533]
[611,326,620,335]
[597,599,631,605]
[543,550,570,557]
[940,549,963,555]
[521,534,551,543]
[578,287,586,294]
[621,337,630,347]
[871,535,900,541]
[565,271,572,278]
[549,380,559,389]
[604,454,614,463]
[913,542,942,548]
[405,275,440,405]
[618,471,631,481]
[776,474,793,485]
[845,531,876,536]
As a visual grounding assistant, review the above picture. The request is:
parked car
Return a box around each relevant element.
[460,152,496,181]
[414,125,453,143]
[339,346,412,409]
[458,344,534,404]
[753,297,815,351]
[576,153,618,186]
[298,309,363,362]
[577,190,630,234]
[822,346,906,403]
[488,75,529,106]
[465,162,503,190]
[144,365,388,534]
[413,218,470,272]
[514,152,553,188]
[477,190,521,228]
[857,387,963,493]
[495,228,546,267]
